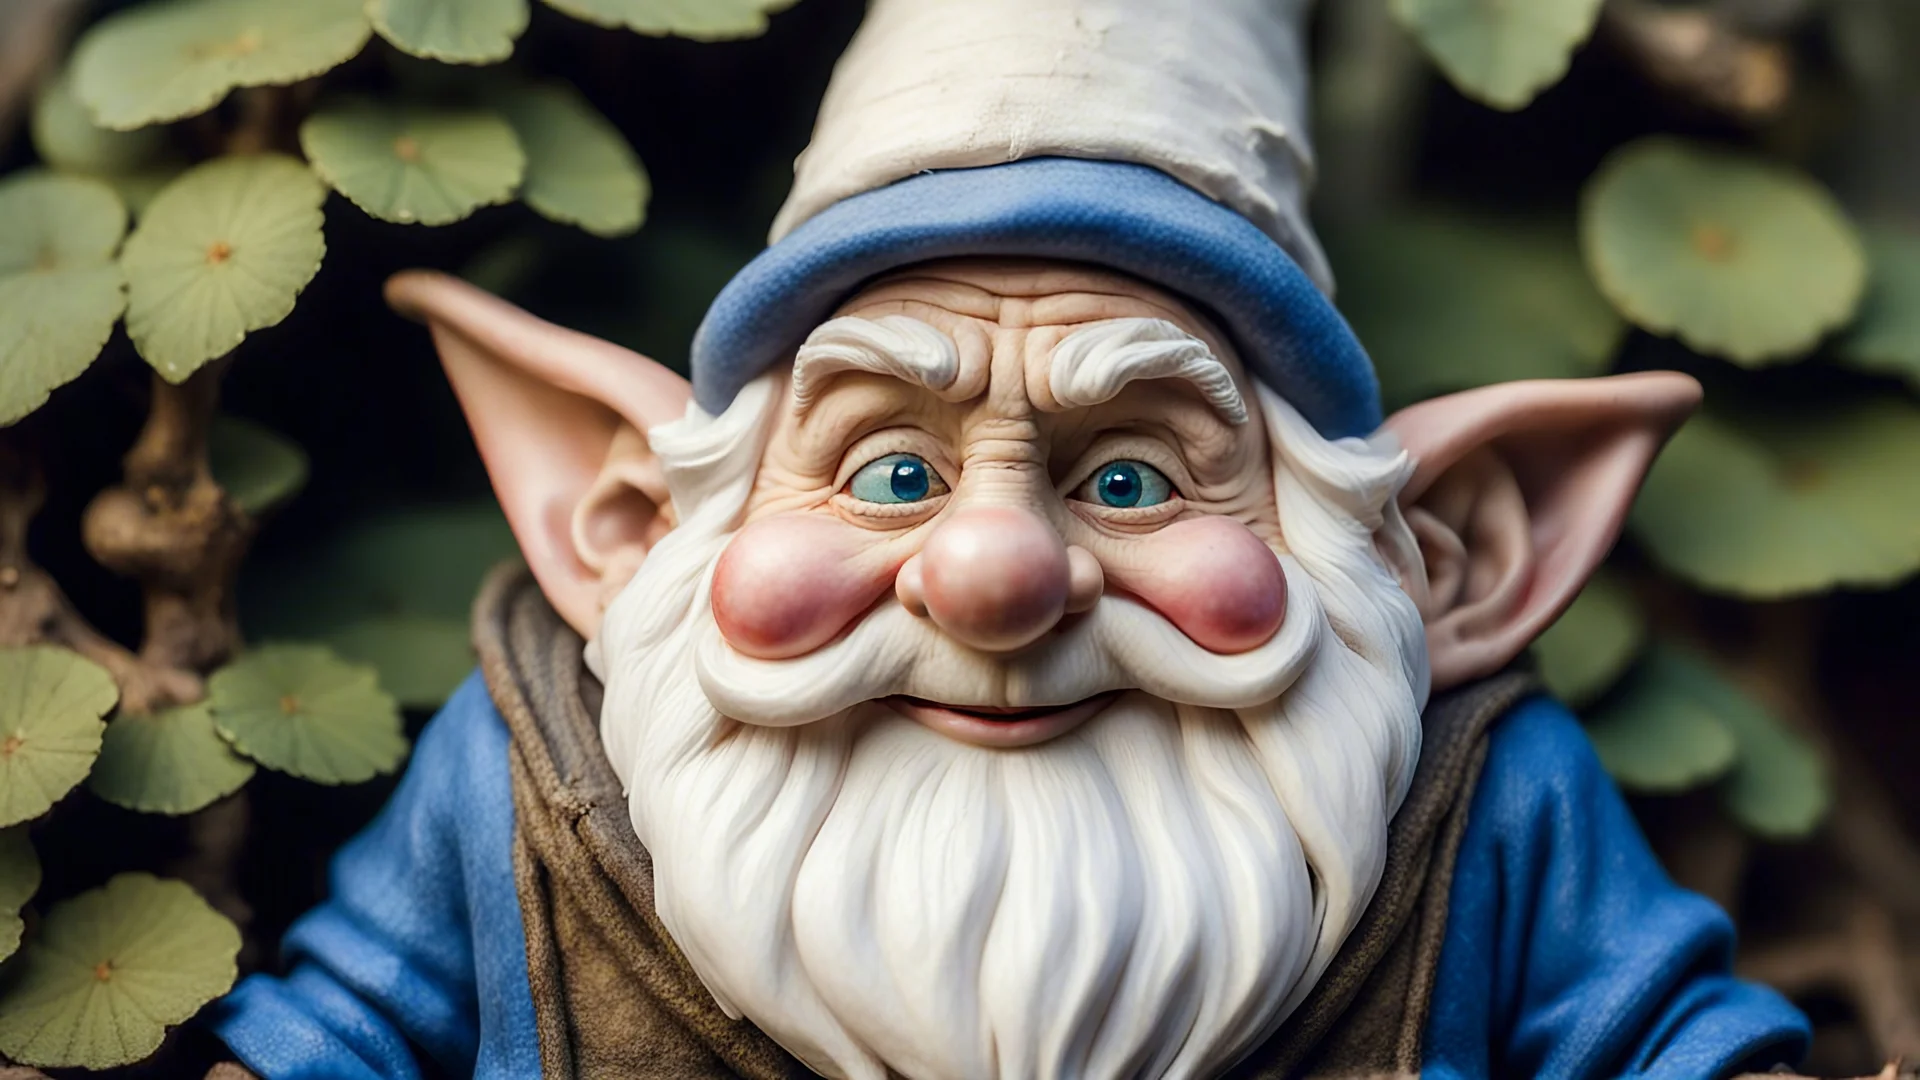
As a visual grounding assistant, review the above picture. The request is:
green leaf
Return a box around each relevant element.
[1630,398,1920,597]
[1717,687,1830,838]
[0,873,239,1070]
[0,647,118,828]
[0,827,40,963]
[1582,138,1867,365]
[119,154,327,382]
[323,615,476,710]
[1389,0,1604,110]
[209,415,308,515]
[0,172,128,427]
[88,703,255,816]
[491,81,648,237]
[300,100,525,226]
[541,0,798,40]
[1582,645,1741,793]
[241,503,518,707]
[1533,569,1645,707]
[370,0,529,64]
[31,71,166,176]
[209,645,406,784]
[70,0,371,131]
[1838,228,1920,389]
[1324,211,1622,407]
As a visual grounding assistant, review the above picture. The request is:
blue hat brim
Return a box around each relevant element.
[690,158,1382,438]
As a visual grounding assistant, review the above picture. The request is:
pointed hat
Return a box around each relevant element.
[689,0,1380,437]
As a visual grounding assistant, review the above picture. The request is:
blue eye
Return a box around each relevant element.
[1080,460,1175,509]
[848,453,949,504]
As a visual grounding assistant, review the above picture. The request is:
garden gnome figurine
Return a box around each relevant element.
[208,0,1813,1077]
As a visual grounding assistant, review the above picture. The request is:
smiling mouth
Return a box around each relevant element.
[886,692,1120,748]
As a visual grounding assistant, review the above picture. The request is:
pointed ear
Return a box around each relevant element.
[385,270,692,638]
[1383,372,1701,692]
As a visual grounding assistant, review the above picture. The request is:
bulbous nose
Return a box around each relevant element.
[896,506,1100,652]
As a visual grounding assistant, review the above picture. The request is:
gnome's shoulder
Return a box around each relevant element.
[207,672,545,1078]
[1421,694,1809,1077]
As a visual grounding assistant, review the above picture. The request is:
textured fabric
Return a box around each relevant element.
[688,158,1382,438]
[478,569,807,1080]
[1422,697,1811,1079]
[1243,669,1537,1077]
[206,583,1811,1078]
[770,0,1327,292]
[205,673,542,1080]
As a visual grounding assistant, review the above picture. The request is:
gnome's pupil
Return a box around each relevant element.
[1100,465,1141,506]
[891,458,931,501]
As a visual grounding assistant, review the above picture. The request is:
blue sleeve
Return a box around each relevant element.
[1422,696,1810,1080]
[205,672,542,1080]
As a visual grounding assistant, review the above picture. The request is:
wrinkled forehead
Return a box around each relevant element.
[836,257,1232,339]
[808,256,1255,413]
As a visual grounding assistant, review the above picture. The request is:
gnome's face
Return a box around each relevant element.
[390,250,1699,1080]
[588,258,1427,1079]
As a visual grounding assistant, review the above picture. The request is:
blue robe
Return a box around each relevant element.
[207,673,1809,1079]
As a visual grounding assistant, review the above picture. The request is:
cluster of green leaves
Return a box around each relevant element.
[0,0,798,1068]
[0,0,805,428]
[0,642,403,1068]
[1348,2,1920,839]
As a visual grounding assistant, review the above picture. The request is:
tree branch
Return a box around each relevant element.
[81,367,254,680]
[0,432,201,712]
[1601,0,1793,121]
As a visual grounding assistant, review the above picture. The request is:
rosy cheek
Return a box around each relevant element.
[1106,516,1287,654]
[710,514,898,660]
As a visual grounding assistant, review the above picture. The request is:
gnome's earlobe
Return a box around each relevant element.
[385,271,691,637]
[1384,372,1701,691]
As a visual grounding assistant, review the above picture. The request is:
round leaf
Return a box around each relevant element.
[1582,646,1740,793]
[370,0,529,64]
[120,154,327,382]
[71,0,371,131]
[541,0,798,41]
[1716,687,1830,838]
[1532,569,1645,707]
[1388,0,1604,110]
[1582,138,1867,365]
[300,101,525,226]
[1325,212,1622,407]
[0,173,127,427]
[88,703,255,816]
[491,82,648,237]
[1838,228,1920,389]
[31,71,166,176]
[0,827,40,963]
[1630,399,1920,597]
[209,645,406,784]
[0,873,239,1070]
[0,647,118,828]
[209,415,308,515]
[323,615,476,711]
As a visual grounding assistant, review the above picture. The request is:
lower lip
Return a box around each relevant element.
[886,693,1119,748]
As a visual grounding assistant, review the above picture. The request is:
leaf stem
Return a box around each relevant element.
[81,366,255,684]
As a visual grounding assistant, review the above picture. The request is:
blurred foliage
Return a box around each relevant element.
[0,0,818,1067]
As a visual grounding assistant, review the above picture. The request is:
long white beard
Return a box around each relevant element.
[593,376,1429,1080]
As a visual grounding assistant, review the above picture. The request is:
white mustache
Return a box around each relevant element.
[694,554,1328,727]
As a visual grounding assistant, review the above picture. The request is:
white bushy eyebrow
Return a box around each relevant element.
[1047,318,1249,425]
[790,315,960,414]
